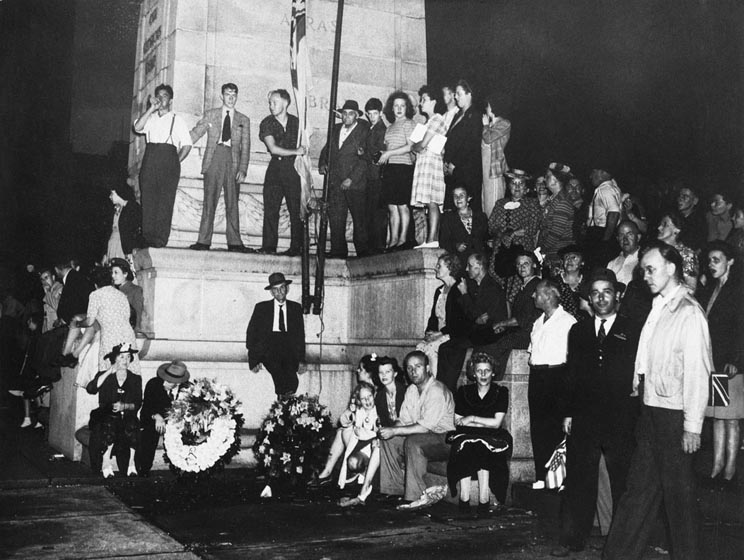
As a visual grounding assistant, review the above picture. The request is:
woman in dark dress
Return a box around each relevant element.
[86,342,142,478]
[417,253,468,377]
[447,352,512,514]
[701,241,743,485]
[439,185,489,269]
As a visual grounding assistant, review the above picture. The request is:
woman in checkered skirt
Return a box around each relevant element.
[411,86,448,247]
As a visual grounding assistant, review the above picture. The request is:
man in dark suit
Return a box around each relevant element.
[136,360,190,476]
[245,272,306,396]
[319,100,370,258]
[54,260,93,326]
[551,269,641,557]
[188,83,251,252]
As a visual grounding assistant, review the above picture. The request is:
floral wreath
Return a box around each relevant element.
[253,393,335,490]
[163,377,244,478]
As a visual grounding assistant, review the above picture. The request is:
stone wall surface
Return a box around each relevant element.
[128,0,427,250]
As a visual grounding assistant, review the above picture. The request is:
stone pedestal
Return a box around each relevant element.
[128,0,427,250]
[502,349,535,483]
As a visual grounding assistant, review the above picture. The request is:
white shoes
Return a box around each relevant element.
[8,390,24,397]
[102,466,115,479]
[127,465,138,477]
[532,480,546,490]
[20,417,32,428]
[414,241,440,249]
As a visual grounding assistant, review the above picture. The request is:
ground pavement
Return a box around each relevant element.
[1,401,742,559]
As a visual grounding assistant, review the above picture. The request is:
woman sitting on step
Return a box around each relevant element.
[447,352,512,515]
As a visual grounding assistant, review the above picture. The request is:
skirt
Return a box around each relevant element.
[381,164,414,206]
[706,372,744,419]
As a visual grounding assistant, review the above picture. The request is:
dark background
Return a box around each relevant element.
[1,0,742,268]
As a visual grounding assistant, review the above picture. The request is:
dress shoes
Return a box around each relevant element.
[255,248,276,255]
[324,252,347,259]
[227,244,253,253]
[279,249,301,257]
[189,242,210,251]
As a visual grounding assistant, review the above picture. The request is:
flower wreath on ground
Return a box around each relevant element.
[163,377,244,479]
[253,393,335,492]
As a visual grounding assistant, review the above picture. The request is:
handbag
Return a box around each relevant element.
[545,436,567,490]
[708,372,730,407]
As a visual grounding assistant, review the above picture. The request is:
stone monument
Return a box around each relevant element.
[128,0,427,250]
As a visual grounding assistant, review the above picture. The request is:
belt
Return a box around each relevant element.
[529,363,566,370]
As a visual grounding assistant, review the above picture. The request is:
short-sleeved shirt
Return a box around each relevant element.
[142,111,192,149]
[455,383,508,418]
[399,376,455,433]
[529,305,577,366]
[259,114,299,161]
[588,180,622,227]
[384,118,416,165]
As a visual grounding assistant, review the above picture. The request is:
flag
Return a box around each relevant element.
[290,0,314,219]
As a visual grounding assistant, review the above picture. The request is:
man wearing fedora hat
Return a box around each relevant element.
[245,272,306,395]
[551,269,641,557]
[136,360,191,476]
[319,99,371,258]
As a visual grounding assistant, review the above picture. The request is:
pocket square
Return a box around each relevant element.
[613,333,627,341]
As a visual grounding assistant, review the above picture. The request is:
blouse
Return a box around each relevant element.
[384,118,416,165]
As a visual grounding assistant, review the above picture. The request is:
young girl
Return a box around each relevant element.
[314,382,379,489]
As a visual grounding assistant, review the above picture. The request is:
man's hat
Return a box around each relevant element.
[104,342,139,363]
[265,272,292,290]
[335,100,364,117]
[580,267,626,299]
[157,360,190,384]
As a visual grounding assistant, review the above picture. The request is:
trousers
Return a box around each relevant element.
[528,366,567,480]
[262,160,302,252]
[380,432,450,501]
[198,145,242,246]
[140,143,180,248]
[328,186,368,256]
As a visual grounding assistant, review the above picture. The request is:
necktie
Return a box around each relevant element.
[221,111,231,143]
[598,319,607,343]
[279,305,286,332]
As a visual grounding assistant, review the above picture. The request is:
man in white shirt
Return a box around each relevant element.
[133,84,192,248]
[528,280,576,488]
[607,220,642,285]
[604,242,713,560]
[379,351,455,502]
[441,85,459,130]
[586,168,622,269]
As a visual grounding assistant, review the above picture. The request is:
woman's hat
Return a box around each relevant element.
[265,272,292,290]
[104,342,139,363]
[558,244,584,258]
[506,169,531,182]
[109,257,131,273]
[335,100,364,117]
[548,162,571,174]
[157,360,190,384]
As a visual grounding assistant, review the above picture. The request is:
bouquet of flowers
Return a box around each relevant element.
[163,377,244,478]
[253,393,334,489]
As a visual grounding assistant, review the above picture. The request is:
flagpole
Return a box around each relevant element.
[312,0,344,315]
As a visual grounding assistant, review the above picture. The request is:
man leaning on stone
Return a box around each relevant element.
[603,241,713,560]
[189,82,251,253]
[379,350,455,504]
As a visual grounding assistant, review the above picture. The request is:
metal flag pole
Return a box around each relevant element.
[312,0,344,315]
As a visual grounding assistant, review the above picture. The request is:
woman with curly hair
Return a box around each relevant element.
[379,91,416,251]
[656,210,699,293]
[446,352,512,514]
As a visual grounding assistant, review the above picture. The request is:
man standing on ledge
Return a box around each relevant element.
[133,84,192,248]
[379,351,454,503]
[246,272,306,396]
[603,242,712,560]
[188,82,251,253]
[258,89,306,256]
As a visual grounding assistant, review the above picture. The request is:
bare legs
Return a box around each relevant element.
[318,427,352,479]
[459,469,491,505]
[387,204,410,248]
[711,419,740,480]
[101,444,137,478]
[426,202,441,244]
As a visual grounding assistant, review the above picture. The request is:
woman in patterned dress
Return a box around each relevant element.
[411,86,447,247]
[656,211,699,294]
[379,91,416,251]
[488,169,541,279]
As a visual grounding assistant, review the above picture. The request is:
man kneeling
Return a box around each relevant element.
[379,351,455,503]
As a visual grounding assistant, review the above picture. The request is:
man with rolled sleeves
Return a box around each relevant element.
[133,84,192,248]
[603,242,713,560]
[379,351,455,502]
[189,82,251,253]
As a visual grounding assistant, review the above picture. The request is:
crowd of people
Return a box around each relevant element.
[2,76,743,560]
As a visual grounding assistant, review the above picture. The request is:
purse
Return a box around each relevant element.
[708,372,730,407]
